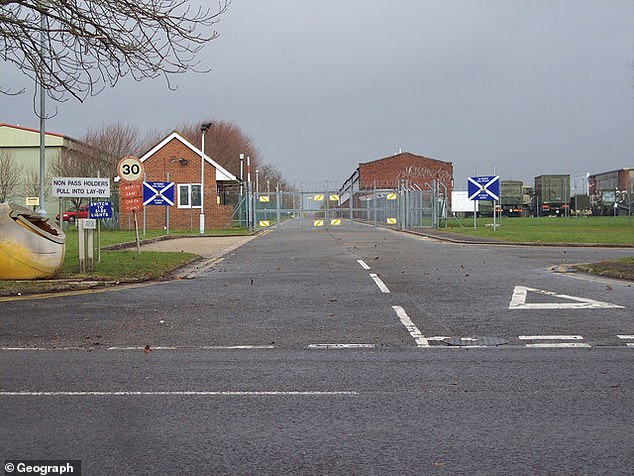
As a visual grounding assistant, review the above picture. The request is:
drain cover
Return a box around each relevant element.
[444,336,508,347]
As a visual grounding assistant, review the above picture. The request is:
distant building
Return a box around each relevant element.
[0,123,84,210]
[341,151,453,193]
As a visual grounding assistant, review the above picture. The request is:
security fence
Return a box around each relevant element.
[235,179,449,231]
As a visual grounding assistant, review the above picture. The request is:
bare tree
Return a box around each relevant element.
[0,0,229,101]
[181,120,260,178]
[21,167,48,200]
[0,150,23,202]
[81,122,143,174]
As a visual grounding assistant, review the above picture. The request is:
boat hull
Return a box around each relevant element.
[0,202,66,280]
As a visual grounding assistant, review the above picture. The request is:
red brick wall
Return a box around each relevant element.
[119,137,234,230]
[358,152,453,192]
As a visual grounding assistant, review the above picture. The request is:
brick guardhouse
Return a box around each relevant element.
[119,131,238,231]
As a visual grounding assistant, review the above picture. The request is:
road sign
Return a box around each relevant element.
[259,195,270,203]
[89,201,113,219]
[52,177,111,198]
[467,175,500,201]
[81,218,97,230]
[117,156,144,183]
[120,182,143,212]
[25,197,39,206]
[143,181,175,206]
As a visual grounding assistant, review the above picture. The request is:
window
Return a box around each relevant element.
[178,184,201,209]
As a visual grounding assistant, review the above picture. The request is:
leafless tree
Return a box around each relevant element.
[21,167,49,200]
[0,0,229,101]
[81,122,143,174]
[180,120,260,178]
[0,150,23,202]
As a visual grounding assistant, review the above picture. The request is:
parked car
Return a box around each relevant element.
[56,205,90,222]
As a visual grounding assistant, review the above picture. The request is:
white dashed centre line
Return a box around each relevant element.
[357,259,371,270]
[392,306,429,347]
[369,273,390,293]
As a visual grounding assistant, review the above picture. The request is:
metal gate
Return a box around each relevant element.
[234,181,448,231]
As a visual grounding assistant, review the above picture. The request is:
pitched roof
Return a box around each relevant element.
[0,122,67,139]
[359,151,452,167]
[139,131,238,182]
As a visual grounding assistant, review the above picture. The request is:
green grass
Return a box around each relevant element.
[0,227,250,296]
[58,227,250,279]
[574,256,634,281]
[445,216,634,244]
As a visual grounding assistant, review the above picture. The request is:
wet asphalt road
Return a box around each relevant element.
[1,222,633,475]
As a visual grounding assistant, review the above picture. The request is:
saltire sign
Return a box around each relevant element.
[143,181,175,206]
[467,175,500,201]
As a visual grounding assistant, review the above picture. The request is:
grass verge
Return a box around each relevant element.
[574,257,634,282]
[0,227,249,297]
[445,216,634,244]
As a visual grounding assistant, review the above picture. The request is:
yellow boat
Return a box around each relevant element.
[0,202,66,279]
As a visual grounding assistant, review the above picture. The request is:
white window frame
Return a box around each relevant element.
[178,183,202,209]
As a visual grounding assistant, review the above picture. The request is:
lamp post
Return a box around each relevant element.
[200,122,212,235]
[37,3,48,216]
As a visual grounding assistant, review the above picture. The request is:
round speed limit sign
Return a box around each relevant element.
[117,156,144,182]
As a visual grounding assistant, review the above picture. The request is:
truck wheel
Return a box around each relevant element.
[69,216,75,223]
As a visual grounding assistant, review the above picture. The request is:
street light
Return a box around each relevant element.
[38,4,48,217]
[200,122,212,235]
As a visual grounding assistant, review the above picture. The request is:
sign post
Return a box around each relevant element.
[117,156,144,254]
[51,177,111,273]
[468,175,500,230]
[89,201,113,263]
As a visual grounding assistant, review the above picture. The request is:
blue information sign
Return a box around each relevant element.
[467,175,500,201]
[89,201,113,219]
[143,181,175,206]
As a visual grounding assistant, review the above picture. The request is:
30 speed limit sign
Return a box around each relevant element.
[117,156,144,182]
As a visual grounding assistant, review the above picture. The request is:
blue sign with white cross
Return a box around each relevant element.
[467,175,500,201]
[89,201,113,219]
[143,181,175,206]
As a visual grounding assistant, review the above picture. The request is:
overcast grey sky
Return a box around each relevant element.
[3,1,634,190]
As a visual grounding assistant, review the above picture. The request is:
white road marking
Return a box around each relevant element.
[1,345,277,352]
[0,391,358,397]
[391,306,429,347]
[357,259,371,270]
[509,286,624,310]
[525,343,592,349]
[307,344,376,349]
[518,335,583,341]
[369,273,390,293]
[1,347,51,351]
[617,336,634,347]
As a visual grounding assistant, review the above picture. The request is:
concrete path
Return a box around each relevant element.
[139,235,258,258]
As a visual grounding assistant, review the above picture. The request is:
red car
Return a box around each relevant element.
[56,205,90,222]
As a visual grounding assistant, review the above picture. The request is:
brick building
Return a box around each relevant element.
[341,151,453,193]
[119,131,238,230]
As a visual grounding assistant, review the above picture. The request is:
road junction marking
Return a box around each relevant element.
[509,286,624,310]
